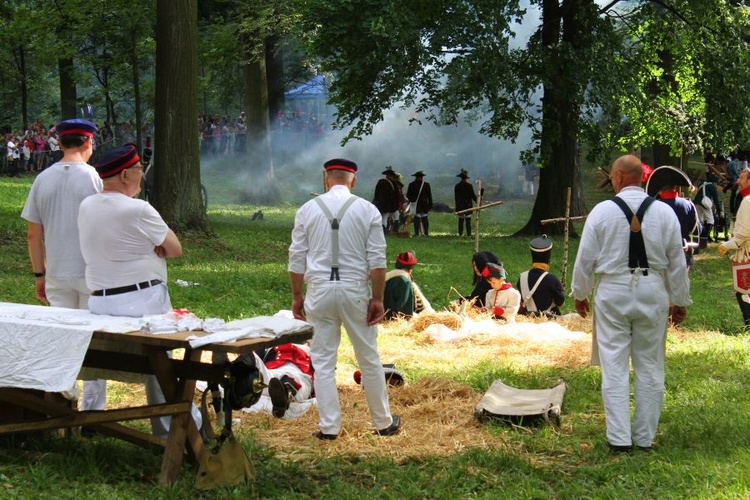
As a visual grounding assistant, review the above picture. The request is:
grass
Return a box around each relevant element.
[1,162,749,498]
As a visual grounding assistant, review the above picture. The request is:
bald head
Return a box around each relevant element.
[324,168,356,190]
[611,155,643,192]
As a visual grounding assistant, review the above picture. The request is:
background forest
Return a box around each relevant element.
[3,0,750,235]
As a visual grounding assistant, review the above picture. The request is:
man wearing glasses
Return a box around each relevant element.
[77,143,198,438]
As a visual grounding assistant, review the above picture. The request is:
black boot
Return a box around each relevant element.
[736,293,750,326]
[457,219,463,236]
[422,216,429,236]
[705,224,713,242]
[269,376,298,418]
[413,216,421,237]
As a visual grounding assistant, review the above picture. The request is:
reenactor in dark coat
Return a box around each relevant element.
[373,166,401,235]
[406,170,433,236]
[454,169,477,237]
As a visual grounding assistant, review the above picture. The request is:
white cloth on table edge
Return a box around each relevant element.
[0,302,312,393]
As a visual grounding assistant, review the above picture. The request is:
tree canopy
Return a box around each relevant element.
[300,0,750,233]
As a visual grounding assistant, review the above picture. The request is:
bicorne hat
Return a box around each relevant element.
[645,165,695,197]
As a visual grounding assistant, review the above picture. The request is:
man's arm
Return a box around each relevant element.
[368,268,386,326]
[27,222,47,302]
[289,272,306,321]
[155,229,182,258]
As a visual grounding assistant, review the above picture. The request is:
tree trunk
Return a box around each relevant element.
[265,36,285,128]
[15,47,28,128]
[241,46,280,204]
[516,0,590,237]
[59,58,77,120]
[131,26,143,153]
[154,0,206,230]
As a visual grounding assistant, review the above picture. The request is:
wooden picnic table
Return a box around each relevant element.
[0,325,313,485]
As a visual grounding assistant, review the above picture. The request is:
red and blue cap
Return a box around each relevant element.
[55,119,98,138]
[94,144,140,179]
[324,158,358,173]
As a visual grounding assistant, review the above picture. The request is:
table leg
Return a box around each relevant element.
[146,347,204,485]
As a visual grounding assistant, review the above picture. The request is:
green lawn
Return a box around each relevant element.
[0,164,748,498]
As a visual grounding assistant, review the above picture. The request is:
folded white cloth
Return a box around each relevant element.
[186,314,311,348]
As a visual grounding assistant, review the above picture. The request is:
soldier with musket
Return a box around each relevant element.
[373,166,401,235]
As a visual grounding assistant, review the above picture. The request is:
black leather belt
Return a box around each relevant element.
[91,279,162,297]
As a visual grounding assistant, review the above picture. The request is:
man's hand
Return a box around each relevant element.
[35,277,47,303]
[367,299,385,326]
[291,295,306,321]
[574,297,590,318]
[718,243,728,255]
[670,306,688,326]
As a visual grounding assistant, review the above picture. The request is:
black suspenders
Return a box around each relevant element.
[610,196,655,274]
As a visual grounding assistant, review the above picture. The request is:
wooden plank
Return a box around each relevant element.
[91,328,313,354]
[0,402,190,434]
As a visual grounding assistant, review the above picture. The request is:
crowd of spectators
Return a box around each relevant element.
[4,104,329,176]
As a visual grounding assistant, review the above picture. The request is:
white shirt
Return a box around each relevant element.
[47,136,59,151]
[289,184,386,283]
[723,194,750,262]
[571,186,691,307]
[78,192,169,290]
[21,162,102,280]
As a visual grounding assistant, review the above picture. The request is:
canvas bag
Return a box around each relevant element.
[409,181,425,216]
[196,389,254,490]
[700,184,713,210]
[474,379,567,428]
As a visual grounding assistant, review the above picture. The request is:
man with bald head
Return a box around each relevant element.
[571,154,691,453]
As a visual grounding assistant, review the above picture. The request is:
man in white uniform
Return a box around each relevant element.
[20,119,104,409]
[571,154,691,453]
[288,158,401,440]
[78,144,199,438]
[719,169,750,324]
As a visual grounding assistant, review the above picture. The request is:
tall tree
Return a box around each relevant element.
[301,0,750,235]
[154,0,206,229]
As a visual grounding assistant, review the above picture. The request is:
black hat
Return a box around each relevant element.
[412,170,426,177]
[645,165,694,197]
[55,119,98,138]
[324,158,357,173]
[382,166,398,177]
[94,144,140,179]
[530,234,553,263]
[457,169,469,179]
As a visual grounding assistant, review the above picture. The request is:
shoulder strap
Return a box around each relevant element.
[610,196,654,270]
[521,271,548,311]
[314,196,357,281]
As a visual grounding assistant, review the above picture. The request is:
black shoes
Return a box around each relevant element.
[312,431,338,441]
[375,415,401,436]
[269,377,297,419]
[608,442,632,454]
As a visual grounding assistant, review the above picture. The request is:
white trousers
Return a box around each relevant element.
[594,273,669,448]
[88,284,202,438]
[46,277,106,411]
[306,281,393,435]
[696,204,715,225]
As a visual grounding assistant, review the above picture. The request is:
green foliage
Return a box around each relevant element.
[301,0,750,163]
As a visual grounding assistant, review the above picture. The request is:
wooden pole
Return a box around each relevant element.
[454,200,504,215]
[562,187,571,290]
[474,178,482,253]
[540,215,587,224]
